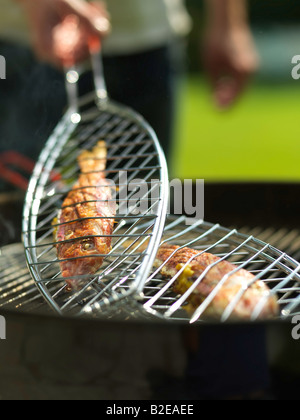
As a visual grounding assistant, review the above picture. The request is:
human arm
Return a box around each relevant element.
[15,0,110,67]
[203,0,259,109]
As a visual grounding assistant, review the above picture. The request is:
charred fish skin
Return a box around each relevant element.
[54,141,116,289]
[153,245,279,321]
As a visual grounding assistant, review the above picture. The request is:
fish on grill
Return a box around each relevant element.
[54,141,116,289]
[153,245,279,320]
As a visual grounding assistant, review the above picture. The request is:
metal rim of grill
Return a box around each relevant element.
[22,96,169,317]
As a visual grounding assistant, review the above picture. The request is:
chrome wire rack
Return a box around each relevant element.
[4,216,300,323]
[139,217,300,324]
[0,243,46,313]
[22,97,169,316]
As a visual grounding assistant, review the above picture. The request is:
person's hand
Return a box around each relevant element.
[19,0,110,67]
[202,24,259,109]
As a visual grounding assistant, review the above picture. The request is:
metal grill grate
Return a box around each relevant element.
[2,217,300,323]
[0,243,46,313]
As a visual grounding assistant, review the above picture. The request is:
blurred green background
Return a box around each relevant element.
[172,0,300,181]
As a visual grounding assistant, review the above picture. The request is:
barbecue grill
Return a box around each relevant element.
[4,213,300,324]
[1,21,300,399]
[1,184,300,399]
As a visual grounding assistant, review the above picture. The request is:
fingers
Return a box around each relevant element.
[51,0,111,67]
[52,15,86,67]
[89,1,111,34]
[207,58,258,110]
[86,2,111,53]
[59,0,111,38]
[212,71,250,109]
[215,47,259,109]
[202,27,259,109]
[203,55,247,109]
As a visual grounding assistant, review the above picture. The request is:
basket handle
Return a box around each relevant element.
[54,15,108,119]
[89,35,108,102]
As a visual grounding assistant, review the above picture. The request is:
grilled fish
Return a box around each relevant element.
[54,141,116,289]
[153,245,279,320]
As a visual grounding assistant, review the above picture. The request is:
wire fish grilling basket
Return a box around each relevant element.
[138,216,300,324]
[22,18,169,317]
